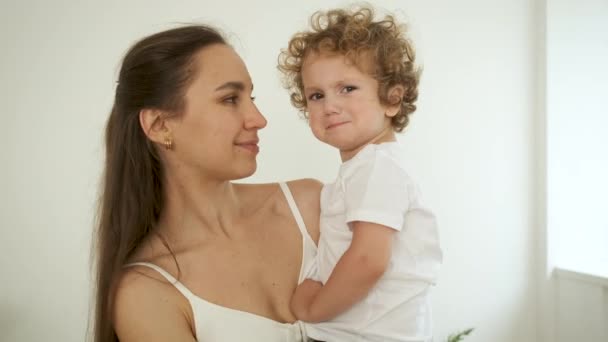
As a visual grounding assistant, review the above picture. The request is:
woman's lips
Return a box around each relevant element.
[235,140,260,153]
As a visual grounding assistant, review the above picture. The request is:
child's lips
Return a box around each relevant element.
[326,121,350,129]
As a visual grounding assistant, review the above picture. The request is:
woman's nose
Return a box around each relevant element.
[244,102,267,130]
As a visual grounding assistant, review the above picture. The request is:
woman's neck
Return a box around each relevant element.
[157,169,244,243]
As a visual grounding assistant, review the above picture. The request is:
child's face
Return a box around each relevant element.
[301,52,396,161]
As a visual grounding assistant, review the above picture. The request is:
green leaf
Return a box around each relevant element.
[447,328,474,342]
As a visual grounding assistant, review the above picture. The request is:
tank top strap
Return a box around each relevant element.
[279,182,308,238]
[279,182,318,284]
[124,262,197,301]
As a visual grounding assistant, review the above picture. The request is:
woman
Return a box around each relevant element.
[93,25,320,342]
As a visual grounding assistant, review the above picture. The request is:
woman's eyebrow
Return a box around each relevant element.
[215,81,253,92]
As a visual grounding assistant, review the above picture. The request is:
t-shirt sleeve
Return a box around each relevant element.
[344,153,410,231]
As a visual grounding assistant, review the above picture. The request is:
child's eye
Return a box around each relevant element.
[341,86,357,93]
[308,93,323,101]
[250,96,256,102]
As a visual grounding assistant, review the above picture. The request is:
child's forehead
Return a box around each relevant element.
[303,49,376,74]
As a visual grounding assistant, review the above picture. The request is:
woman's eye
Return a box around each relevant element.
[224,94,256,104]
[342,86,357,93]
[224,96,238,104]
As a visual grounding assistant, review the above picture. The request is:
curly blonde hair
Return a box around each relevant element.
[278,6,420,132]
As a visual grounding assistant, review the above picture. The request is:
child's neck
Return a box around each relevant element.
[340,129,396,162]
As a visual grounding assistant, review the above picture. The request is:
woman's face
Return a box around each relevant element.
[168,44,267,181]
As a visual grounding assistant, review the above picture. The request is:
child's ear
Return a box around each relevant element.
[139,108,172,146]
[385,85,405,118]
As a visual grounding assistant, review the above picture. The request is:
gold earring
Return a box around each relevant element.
[163,136,173,150]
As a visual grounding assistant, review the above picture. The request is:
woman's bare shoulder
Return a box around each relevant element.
[286,178,323,198]
[112,266,196,341]
[238,179,322,209]
[234,179,322,242]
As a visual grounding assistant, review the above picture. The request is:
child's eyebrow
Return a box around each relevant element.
[304,85,323,93]
[305,78,361,91]
[337,77,364,84]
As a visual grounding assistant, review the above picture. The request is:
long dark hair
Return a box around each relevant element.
[92,25,226,342]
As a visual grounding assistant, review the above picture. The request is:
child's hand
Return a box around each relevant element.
[290,279,323,322]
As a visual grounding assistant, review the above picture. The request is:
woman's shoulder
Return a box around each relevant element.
[286,178,323,198]
[235,179,322,242]
[233,179,322,202]
[113,264,196,341]
[234,179,322,216]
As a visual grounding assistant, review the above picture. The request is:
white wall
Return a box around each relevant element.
[544,1,608,341]
[547,0,608,278]
[0,1,540,341]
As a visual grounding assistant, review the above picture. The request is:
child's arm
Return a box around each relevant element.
[291,222,394,323]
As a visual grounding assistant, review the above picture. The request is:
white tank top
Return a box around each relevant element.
[126,182,317,342]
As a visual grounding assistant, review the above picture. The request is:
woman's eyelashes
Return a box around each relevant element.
[223,95,238,104]
[222,94,256,104]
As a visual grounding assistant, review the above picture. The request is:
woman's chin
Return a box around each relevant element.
[231,162,257,180]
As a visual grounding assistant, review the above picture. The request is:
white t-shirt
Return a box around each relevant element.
[305,142,442,342]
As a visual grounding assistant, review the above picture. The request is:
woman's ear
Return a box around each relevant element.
[385,85,405,118]
[139,108,170,145]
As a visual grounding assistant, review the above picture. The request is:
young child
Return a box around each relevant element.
[278,6,442,342]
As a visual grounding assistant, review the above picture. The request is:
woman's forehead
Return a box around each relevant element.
[191,44,252,88]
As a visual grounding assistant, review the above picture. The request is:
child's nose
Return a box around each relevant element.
[323,96,342,115]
